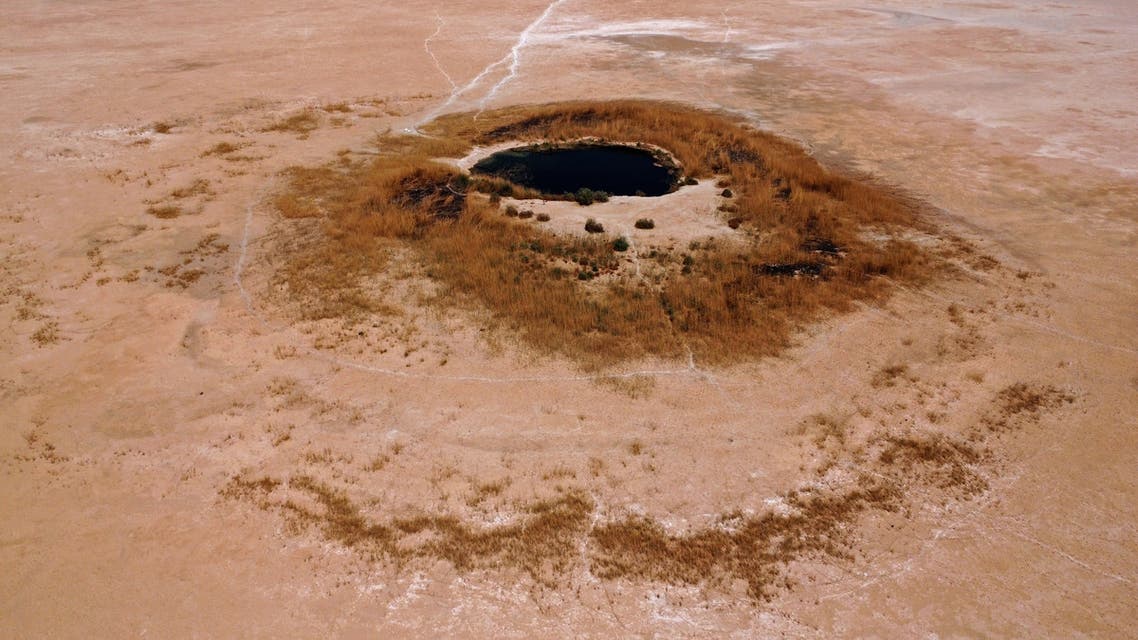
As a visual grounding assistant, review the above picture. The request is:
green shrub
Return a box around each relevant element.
[518,209,534,219]
[574,188,610,206]
[613,237,630,252]
[721,188,733,198]
[536,212,550,222]
[634,218,655,230]
[584,218,604,233]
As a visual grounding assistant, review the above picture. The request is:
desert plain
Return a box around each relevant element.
[2,0,1137,637]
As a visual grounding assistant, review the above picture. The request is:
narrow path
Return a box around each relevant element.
[478,0,571,114]
[414,0,571,128]
[424,10,457,94]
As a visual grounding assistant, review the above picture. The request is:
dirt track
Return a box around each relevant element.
[2,1,1136,637]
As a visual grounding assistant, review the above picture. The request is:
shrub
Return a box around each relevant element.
[504,204,518,217]
[518,209,534,219]
[634,218,655,230]
[584,218,604,233]
[574,188,610,206]
[613,237,630,252]
[536,212,551,222]
[683,176,698,186]
[721,188,734,198]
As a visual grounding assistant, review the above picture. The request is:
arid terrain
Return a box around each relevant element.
[2,1,1136,637]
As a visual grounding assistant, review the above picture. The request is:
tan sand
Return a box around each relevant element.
[1,1,1136,636]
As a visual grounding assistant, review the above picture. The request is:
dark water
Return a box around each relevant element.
[471,144,679,197]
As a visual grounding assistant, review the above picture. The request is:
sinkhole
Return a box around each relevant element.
[470,142,682,198]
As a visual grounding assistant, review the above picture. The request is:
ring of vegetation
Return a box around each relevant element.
[242,101,1056,603]
[273,100,933,368]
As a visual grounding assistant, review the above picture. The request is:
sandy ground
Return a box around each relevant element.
[2,0,1136,637]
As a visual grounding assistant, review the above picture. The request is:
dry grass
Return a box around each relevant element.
[871,364,912,388]
[282,476,592,586]
[595,374,656,398]
[875,432,988,496]
[31,321,61,346]
[983,383,1075,433]
[270,100,936,367]
[202,141,243,157]
[264,110,321,136]
[169,179,212,200]
[146,204,183,219]
[591,479,901,601]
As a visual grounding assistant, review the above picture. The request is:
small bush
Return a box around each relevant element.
[518,209,534,219]
[634,218,655,230]
[504,204,518,217]
[613,237,630,252]
[584,218,605,234]
[536,212,550,222]
[574,188,610,206]
[721,188,734,198]
[683,176,698,186]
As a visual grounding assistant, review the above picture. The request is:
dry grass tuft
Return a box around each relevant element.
[30,321,62,346]
[169,179,212,200]
[146,204,183,219]
[983,383,1075,433]
[202,141,243,157]
[220,474,281,507]
[264,110,321,136]
[875,432,988,496]
[871,364,911,388]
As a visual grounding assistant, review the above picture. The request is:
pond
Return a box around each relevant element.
[470,143,681,197]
